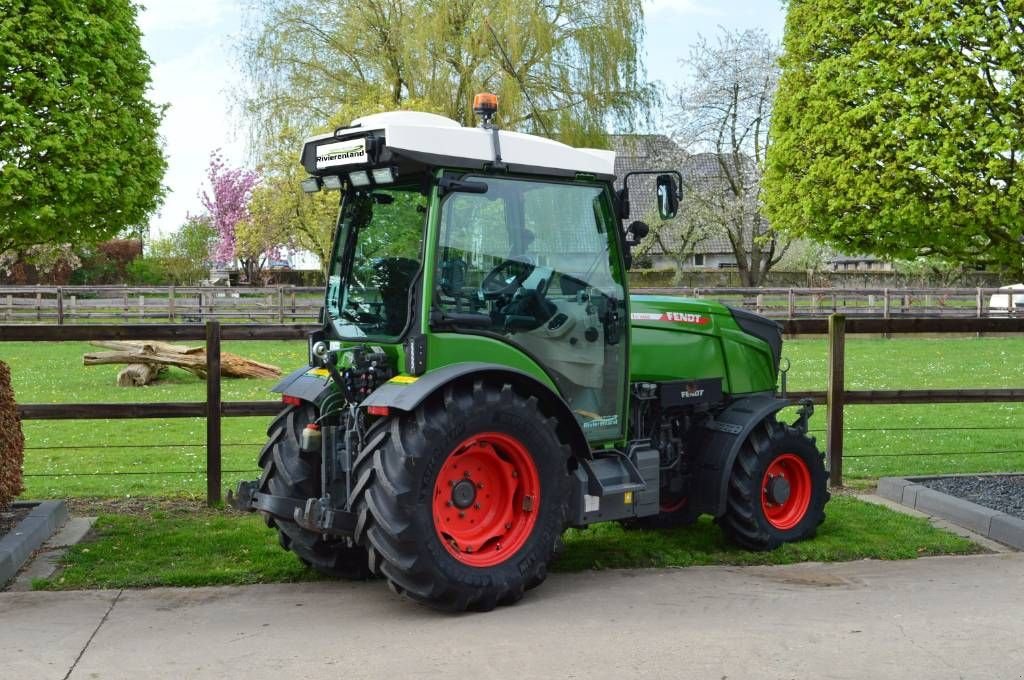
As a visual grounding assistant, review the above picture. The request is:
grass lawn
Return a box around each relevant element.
[780,336,1024,487]
[32,495,981,590]
[2,335,1021,498]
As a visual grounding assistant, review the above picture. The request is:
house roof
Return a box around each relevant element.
[610,136,740,256]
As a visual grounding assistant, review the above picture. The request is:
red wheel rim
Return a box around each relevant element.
[432,432,540,567]
[760,453,812,530]
[660,495,687,513]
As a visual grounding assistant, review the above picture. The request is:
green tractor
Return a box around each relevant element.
[232,97,829,611]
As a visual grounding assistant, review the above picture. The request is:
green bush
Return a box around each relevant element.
[125,257,171,285]
[0,361,25,509]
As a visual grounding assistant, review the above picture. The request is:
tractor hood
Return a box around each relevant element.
[629,295,781,394]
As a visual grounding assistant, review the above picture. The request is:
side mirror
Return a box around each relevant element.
[656,174,679,220]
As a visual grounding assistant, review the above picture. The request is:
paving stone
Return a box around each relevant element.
[914,488,997,535]
[989,514,1024,550]
[876,477,911,502]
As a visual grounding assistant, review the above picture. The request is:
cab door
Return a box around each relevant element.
[432,174,629,442]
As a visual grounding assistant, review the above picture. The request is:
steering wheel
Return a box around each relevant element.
[480,258,536,300]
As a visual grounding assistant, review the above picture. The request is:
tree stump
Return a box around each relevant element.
[117,363,165,387]
[0,361,25,509]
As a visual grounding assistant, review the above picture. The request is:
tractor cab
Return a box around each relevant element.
[296,104,657,441]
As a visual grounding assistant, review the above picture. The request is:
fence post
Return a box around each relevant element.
[882,288,891,339]
[826,313,846,488]
[787,289,795,319]
[976,287,983,318]
[206,321,222,506]
[56,287,64,326]
[168,286,176,323]
[278,287,285,324]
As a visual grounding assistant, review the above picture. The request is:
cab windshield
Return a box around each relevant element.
[327,184,427,339]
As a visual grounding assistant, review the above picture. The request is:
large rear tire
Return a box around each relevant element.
[351,380,572,611]
[259,404,372,579]
[717,417,829,550]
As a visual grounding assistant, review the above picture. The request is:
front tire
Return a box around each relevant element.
[718,417,829,550]
[258,404,372,579]
[351,380,572,611]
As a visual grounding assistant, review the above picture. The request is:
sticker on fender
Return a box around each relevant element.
[389,375,418,384]
[631,311,710,325]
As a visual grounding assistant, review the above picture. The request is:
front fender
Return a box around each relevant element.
[691,394,794,517]
[362,362,591,460]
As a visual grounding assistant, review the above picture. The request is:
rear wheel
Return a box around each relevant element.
[259,404,372,579]
[718,417,828,550]
[351,380,572,611]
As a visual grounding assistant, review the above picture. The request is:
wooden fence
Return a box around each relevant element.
[2,316,1023,504]
[0,286,323,324]
[0,285,1021,324]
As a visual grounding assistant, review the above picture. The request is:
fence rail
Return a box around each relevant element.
[1,285,1021,324]
[3,316,1024,503]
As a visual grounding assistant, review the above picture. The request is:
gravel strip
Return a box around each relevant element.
[921,475,1024,521]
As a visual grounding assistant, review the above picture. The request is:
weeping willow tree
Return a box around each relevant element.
[240,0,655,151]
[238,0,654,271]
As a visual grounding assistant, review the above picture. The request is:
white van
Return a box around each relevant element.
[989,283,1024,315]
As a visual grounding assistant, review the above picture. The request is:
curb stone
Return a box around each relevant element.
[0,501,69,587]
[877,476,1024,551]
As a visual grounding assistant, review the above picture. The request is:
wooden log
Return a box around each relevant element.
[84,349,207,377]
[117,363,164,387]
[90,340,202,355]
[82,340,281,379]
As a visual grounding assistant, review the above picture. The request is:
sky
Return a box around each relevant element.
[137,0,786,238]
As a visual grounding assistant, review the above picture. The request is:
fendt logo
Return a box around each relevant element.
[680,384,705,399]
[630,311,710,325]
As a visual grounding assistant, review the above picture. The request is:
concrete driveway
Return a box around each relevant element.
[4,553,1023,680]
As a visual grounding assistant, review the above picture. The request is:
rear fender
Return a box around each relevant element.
[691,394,792,517]
[271,365,333,405]
[362,362,591,460]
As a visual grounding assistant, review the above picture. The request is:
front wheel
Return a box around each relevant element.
[351,380,572,611]
[718,417,829,550]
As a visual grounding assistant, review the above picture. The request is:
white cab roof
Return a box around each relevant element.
[330,111,616,180]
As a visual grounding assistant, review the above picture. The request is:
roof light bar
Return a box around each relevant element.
[371,167,396,184]
[349,170,370,187]
[322,175,343,191]
[300,177,322,193]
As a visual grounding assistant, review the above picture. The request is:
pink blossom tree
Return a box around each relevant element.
[199,150,260,270]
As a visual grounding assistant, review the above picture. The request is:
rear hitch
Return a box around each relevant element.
[791,398,814,434]
[293,496,357,537]
[227,480,258,511]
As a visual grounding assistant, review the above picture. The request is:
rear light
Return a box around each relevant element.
[282,395,302,406]
[366,405,390,417]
